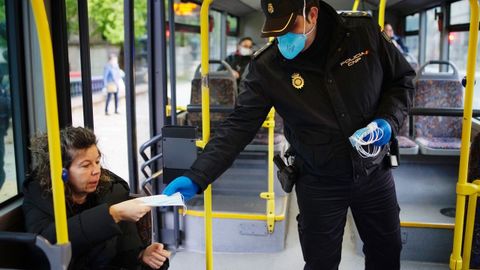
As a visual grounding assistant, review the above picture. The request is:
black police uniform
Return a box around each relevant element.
[184,1,415,269]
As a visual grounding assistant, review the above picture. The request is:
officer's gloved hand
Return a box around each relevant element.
[349,118,392,158]
[350,118,391,146]
[162,176,200,201]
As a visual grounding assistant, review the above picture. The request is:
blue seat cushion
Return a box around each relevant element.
[397,135,417,149]
[416,136,461,149]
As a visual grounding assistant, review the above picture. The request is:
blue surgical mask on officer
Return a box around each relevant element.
[277,1,316,60]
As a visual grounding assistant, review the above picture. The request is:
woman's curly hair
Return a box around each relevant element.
[30,127,111,202]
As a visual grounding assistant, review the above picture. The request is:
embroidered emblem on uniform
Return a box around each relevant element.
[291,73,304,90]
[340,50,369,67]
[267,3,274,14]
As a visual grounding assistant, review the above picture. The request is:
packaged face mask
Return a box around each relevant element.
[349,122,385,158]
[139,192,187,215]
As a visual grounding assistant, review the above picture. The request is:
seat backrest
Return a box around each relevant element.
[414,61,463,138]
[402,52,419,71]
[0,205,50,269]
[188,60,237,134]
[398,117,410,137]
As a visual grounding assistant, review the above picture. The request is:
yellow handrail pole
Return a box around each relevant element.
[352,0,360,11]
[260,108,276,233]
[200,0,214,269]
[450,1,479,269]
[267,110,275,232]
[31,0,69,244]
[378,0,387,30]
[462,181,480,270]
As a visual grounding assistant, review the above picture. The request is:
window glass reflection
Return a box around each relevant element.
[0,0,18,204]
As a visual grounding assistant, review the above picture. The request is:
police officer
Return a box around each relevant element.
[164,0,415,269]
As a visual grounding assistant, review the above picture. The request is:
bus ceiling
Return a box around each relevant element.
[365,0,447,15]
[202,0,448,17]
[189,0,257,16]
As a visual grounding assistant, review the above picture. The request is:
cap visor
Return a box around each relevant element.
[261,12,296,38]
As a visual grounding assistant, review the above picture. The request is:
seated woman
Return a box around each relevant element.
[23,127,170,269]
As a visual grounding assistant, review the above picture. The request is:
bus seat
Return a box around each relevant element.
[244,112,286,152]
[403,53,419,71]
[413,61,463,155]
[0,204,50,269]
[187,60,237,135]
[188,60,285,152]
[397,117,419,155]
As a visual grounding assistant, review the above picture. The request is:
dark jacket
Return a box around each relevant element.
[23,169,168,270]
[185,1,415,190]
[225,53,252,85]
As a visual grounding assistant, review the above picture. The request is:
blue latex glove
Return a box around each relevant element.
[162,176,200,201]
[349,118,392,147]
[371,118,391,146]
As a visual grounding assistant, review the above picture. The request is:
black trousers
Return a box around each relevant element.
[295,166,401,270]
[105,92,118,113]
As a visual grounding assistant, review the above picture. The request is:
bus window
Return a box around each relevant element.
[226,14,238,36]
[425,7,441,72]
[448,32,480,109]
[450,0,470,25]
[0,0,18,204]
[209,10,223,61]
[226,15,239,54]
[226,36,238,56]
[404,13,419,62]
[448,0,480,109]
[406,13,419,32]
[171,32,201,107]
[65,0,152,180]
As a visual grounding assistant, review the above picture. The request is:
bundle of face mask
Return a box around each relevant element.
[140,192,187,215]
[349,122,385,158]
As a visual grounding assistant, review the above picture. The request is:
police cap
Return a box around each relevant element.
[260,0,306,38]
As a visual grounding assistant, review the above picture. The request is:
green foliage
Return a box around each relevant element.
[65,0,147,45]
[0,0,5,22]
[0,0,7,48]
[65,0,79,35]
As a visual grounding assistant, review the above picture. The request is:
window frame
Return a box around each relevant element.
[0,0,30,208]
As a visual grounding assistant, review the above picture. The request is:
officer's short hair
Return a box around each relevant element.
[297,0,319,23]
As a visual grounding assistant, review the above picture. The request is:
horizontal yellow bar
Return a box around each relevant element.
[196,140,206,149]
[179,196,289,221]
[401,221,454,229]
[180,209,286,221]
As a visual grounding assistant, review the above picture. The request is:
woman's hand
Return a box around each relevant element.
[109,198,151,223]
[141,243,171,269]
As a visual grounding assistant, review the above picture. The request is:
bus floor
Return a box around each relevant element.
[168,191,449,270]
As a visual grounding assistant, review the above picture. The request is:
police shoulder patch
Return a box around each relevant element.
[340,11,371,18]
[253,42,273,60]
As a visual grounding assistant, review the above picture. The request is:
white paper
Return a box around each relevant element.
[139,192,185,208]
